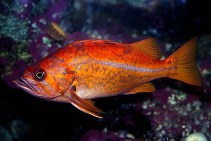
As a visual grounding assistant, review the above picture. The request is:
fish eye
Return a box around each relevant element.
[34,69,46,81]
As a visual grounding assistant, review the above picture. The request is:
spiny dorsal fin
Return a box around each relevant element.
[129,38,161,60]
[124,82,155,94]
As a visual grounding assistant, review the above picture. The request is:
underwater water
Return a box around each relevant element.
[0,0,211,140]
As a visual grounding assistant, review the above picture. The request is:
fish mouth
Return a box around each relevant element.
[13,77,38,96]
[13,77,58,100]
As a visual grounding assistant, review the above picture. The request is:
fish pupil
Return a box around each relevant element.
[34,69,45,81]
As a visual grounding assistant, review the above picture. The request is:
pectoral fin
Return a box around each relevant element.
[124,82,155,94]
[65,89,104,118]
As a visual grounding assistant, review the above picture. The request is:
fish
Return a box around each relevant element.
[47,22,66,41]
[13,38,202,118]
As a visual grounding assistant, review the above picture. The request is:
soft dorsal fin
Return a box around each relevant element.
[129,38,161,60]
[124,82,155,94]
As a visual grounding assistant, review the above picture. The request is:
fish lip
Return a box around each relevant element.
[13,77,37,95]
[13,77,58,100]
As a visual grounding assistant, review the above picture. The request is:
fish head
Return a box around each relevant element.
[13,62,76,100]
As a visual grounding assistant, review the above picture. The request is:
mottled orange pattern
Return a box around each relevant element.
[14,38,202,118]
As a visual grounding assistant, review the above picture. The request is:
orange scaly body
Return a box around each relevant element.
[14,38,202,118]
[59,40,171,99]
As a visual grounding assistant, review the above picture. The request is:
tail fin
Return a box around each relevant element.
[167,38,202,86]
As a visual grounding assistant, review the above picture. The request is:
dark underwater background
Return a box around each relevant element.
[0,0,210,140]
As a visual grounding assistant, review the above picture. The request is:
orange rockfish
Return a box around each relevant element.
[14,38,202,118]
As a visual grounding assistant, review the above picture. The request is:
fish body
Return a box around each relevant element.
[61,40,170,99]
[47,22,66,41]
[14,38,202,118]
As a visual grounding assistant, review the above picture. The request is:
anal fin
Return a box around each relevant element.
[124,82,155,94]
[65,89,104,118]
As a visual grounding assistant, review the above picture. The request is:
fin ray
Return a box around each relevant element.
[129,38,161,60]
[167,38,202,86]
[66,89,104,118]
[124,82,155,94]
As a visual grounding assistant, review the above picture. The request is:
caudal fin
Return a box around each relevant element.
[167,38,202,86]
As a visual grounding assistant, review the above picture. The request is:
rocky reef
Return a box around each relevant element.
[0,0,210,140]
